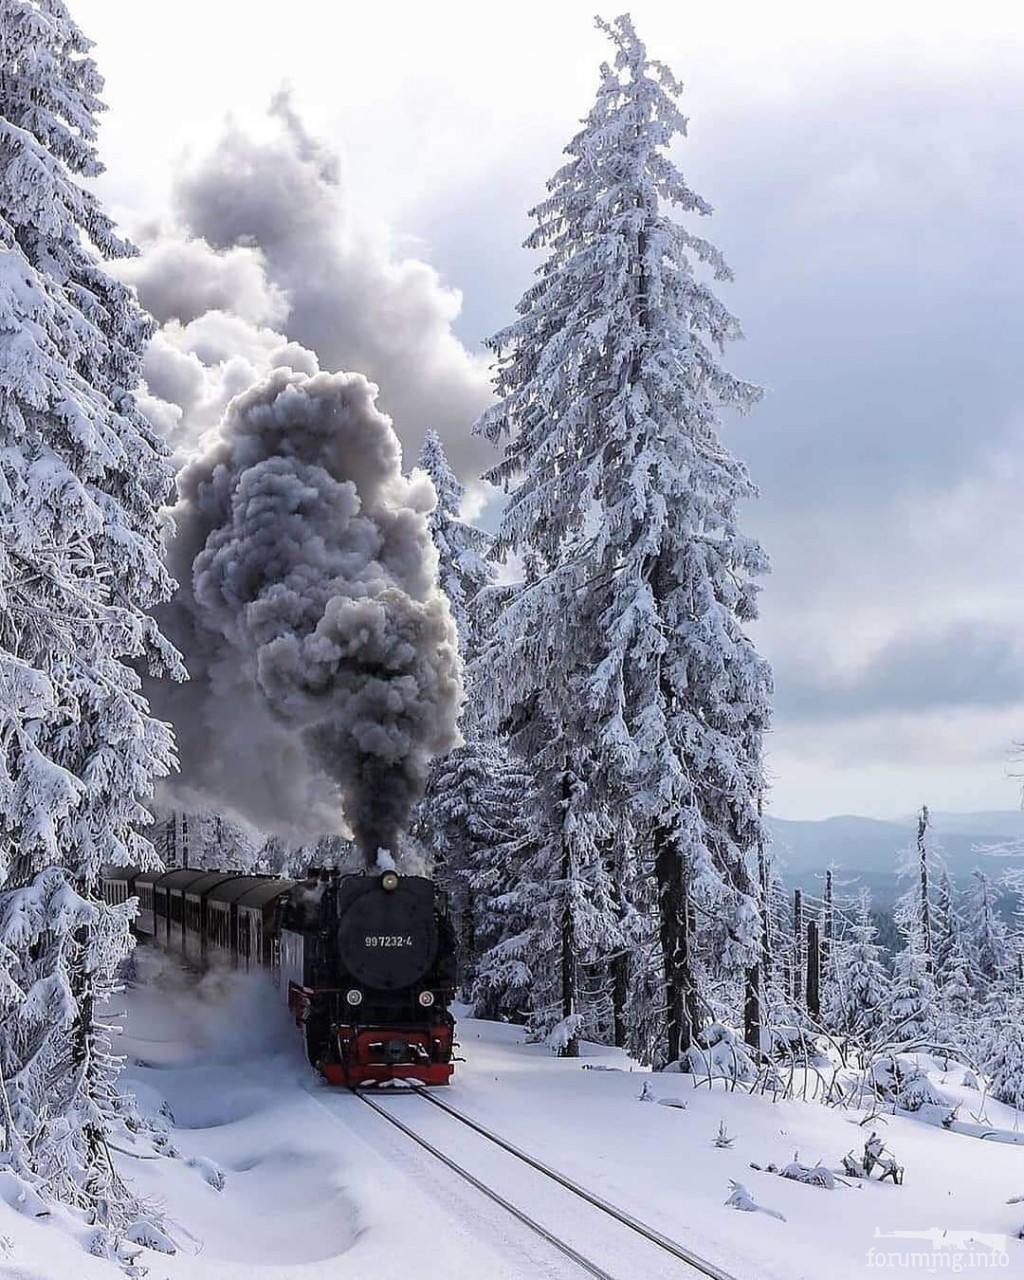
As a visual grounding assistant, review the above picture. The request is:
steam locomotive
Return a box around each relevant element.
[99,864,458,1087]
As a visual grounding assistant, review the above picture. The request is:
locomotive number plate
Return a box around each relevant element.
[364,935,414,947]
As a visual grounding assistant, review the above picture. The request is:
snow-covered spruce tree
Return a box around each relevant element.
[933,870,971,983]
[893,805,935,968]
[882,930,936,1047]
[476,14,770,1062]
[981,999,1024,1110]
[967,869,1010,994]
[823,891,888,1047]
[0,0,179,1227]
[0,869,139,1244]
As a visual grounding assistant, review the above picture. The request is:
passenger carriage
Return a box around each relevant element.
[236,879,295,971]
[203,876,269,969]
[132,868,162,937]
[159,869,210,953]
[182,871,236,967]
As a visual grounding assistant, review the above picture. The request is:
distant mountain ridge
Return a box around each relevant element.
[765,811,1024,900]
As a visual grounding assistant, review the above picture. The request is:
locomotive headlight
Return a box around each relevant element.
[380,871,399,892]
[345,988,363,1007]
[418,990,435,1008]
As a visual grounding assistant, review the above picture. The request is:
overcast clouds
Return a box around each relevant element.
[77,0,1024,818]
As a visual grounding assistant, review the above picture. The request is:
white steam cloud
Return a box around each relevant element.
[119,91,494,483]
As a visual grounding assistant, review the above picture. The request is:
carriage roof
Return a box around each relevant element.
[236,879,295,912]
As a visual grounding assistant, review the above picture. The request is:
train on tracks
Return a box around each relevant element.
[99,864,458,1087]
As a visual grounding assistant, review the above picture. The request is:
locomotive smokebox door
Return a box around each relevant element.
[337,876,439,992]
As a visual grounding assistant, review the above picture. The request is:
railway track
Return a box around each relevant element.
[340,1084,741,1280]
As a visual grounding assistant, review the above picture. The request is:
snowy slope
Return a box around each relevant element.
[3,950,1022,1279]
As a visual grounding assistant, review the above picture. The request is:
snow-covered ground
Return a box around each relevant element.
[2,949,1022,1279]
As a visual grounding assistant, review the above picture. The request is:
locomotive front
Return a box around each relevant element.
[280,869,457,1087]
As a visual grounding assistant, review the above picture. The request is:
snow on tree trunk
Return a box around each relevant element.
[474,14,770,1063]
[0,0,180,1228]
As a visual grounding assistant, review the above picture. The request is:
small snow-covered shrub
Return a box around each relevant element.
[725,1181,786,1221]
[125,1218,177,1254]
[679,1022,758,1084]
[187,1156,226,1191]
[761,1021,830,1068]
[867,1054,944,1111]
[0,1169,49,1219]
[546,1012,586,1057]
[780,1160,835,1189]
[896,1067,945,1112]
[713,1120,736,1148]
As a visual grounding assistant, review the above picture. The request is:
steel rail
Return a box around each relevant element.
[349,1088,617,1280]
[406,1084,740,1280]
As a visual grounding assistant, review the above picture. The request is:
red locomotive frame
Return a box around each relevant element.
[287,982,454,1087]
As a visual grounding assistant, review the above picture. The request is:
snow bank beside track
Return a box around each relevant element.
[4,952,1023,1280]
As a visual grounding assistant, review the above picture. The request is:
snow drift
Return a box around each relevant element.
[151,368,462,862]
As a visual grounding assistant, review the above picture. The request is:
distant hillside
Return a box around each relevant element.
[765,810,1024,906]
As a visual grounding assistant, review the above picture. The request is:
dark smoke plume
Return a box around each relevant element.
[152,368,462,865]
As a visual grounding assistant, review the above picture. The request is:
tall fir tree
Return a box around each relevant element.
[883,930,937,1046]
[822,890,888,1047]
[967,869,1010,993]
[476,14,770,1061]
[981,999,1024,1110]
[0,0,180,1225]
[933,870,969,978]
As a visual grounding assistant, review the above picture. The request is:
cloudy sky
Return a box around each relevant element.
[77,0,1024,819]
